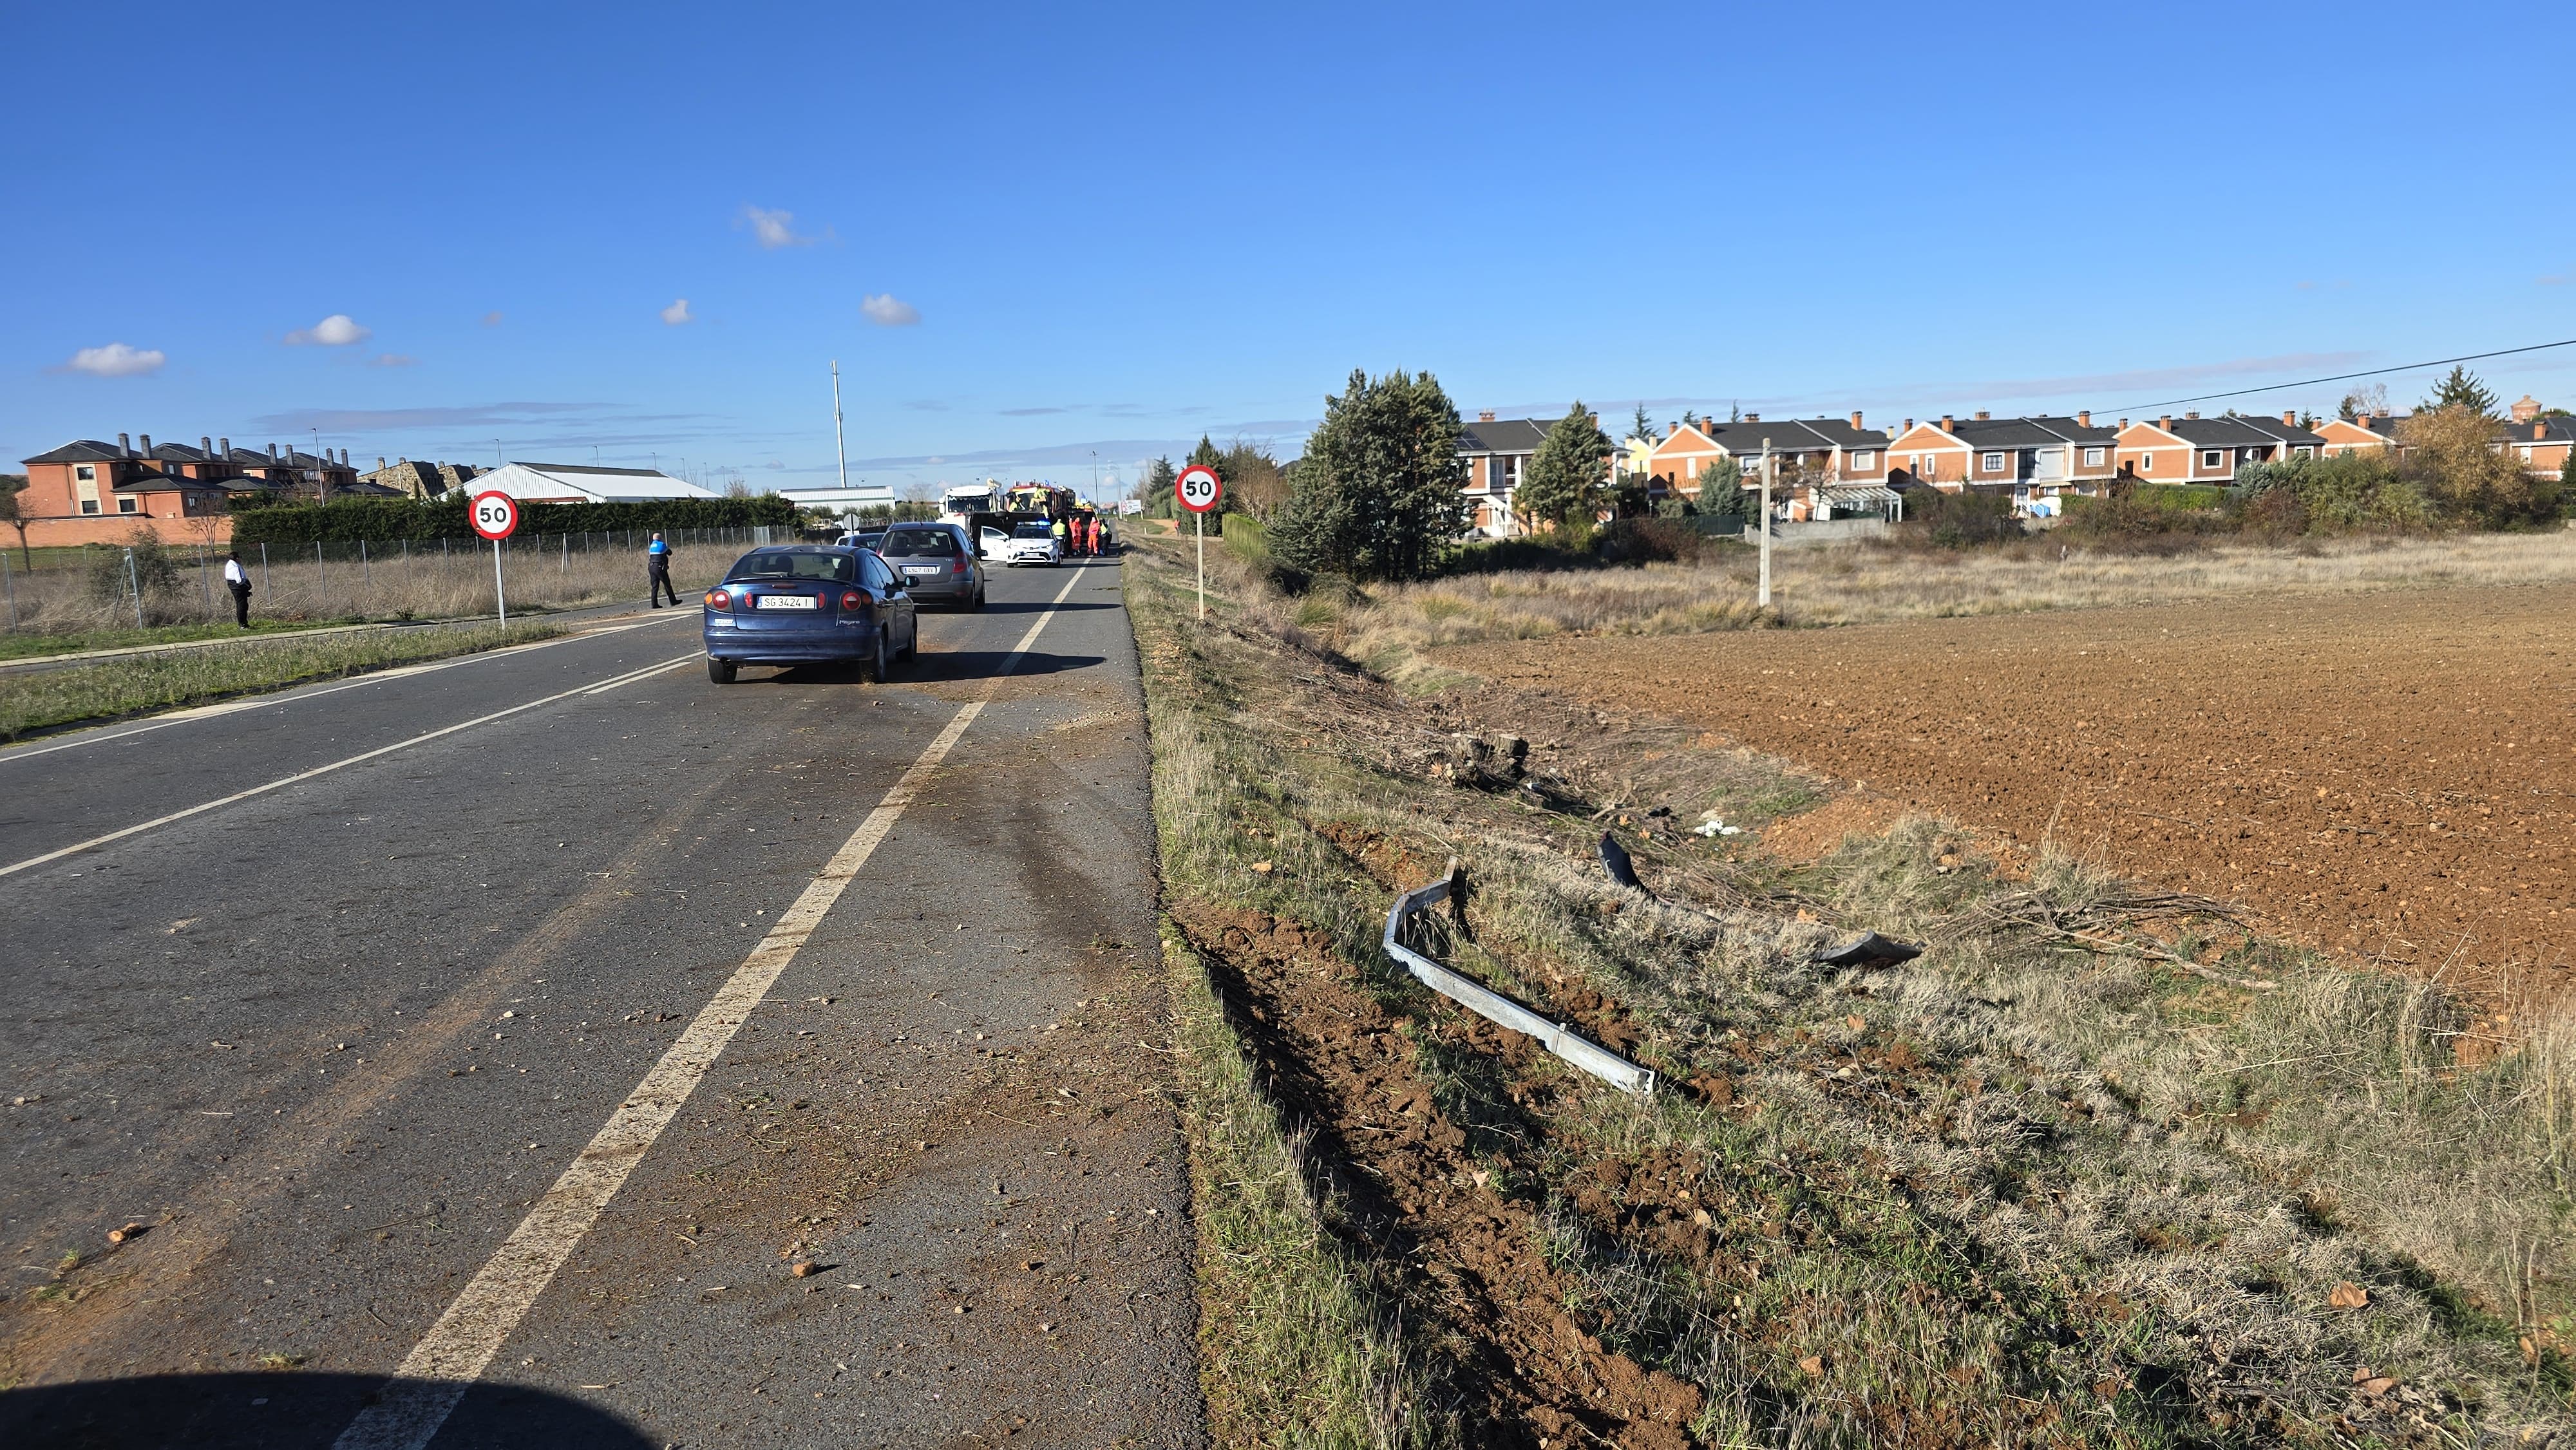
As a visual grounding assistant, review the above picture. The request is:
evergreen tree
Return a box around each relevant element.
[1183,435,1230,514]
[1142,457,1177,516]
[1514,402,1613,531]
[1269,368,1470,582]
[1696,457,1746,520]
[2421,366,2498,417]
[1628,404,1657,444]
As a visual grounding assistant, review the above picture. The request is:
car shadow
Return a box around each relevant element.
[742,649,1103,685]
[0,1371,652,1449]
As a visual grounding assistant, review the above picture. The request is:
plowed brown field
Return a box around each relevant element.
[1445,583,2576,1006]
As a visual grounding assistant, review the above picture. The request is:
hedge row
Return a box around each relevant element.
[228,493,801,545]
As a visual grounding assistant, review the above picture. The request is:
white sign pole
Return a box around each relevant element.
[493,537,507,625]
[1195,509,1204,621]
[1757,438,1774,609]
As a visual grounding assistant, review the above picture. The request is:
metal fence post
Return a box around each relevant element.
[3,549,15,630]
[198,545,214,616]
[361,538,370,590]
[260,541,269,592]
[125,547,144,627]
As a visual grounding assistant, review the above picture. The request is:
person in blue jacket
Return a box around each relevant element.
[647,532,679,607]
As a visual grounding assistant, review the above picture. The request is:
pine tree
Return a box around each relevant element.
[1184,435,1229,514]
[1269,369,1469,581]
[1515,403,1613,531]
[1628,404,1657,444]
[1142,457,1177,516]
[2421,366,2498,417]
[1696,457,1745,519]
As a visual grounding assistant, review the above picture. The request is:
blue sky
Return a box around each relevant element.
[6,1,2571,498]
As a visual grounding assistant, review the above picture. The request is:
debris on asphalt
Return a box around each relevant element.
[1812,932,1924,967]
[107,1222,147,1245]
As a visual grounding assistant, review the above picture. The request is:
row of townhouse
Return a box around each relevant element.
[1455,392,2570,534]
[12,431,458,547]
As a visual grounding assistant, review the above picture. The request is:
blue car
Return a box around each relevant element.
[701,545,918,684]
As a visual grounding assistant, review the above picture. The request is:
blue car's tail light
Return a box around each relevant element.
[706,588,731,610]
[840,589,866,613]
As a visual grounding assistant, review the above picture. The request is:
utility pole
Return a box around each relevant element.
[1757,438,1774,609]
[831,361,849,494]
[312,428,326,503]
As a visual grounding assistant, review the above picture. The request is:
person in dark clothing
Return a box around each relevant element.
[222,551,252,627]
[646,532,679,607]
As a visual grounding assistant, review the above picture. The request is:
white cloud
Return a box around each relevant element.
[743,205,813,249]
[661,297,694,326]
[368,353,419,368]
[64,343,166,377]
[862,293,920,326]
[285,314,371,346]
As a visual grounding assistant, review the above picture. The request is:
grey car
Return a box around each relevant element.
[874,521,985,609]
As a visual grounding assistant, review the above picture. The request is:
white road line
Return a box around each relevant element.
[333,569,1088,1450]
[0,611,695,766]
[579,655,696,695]
[0,653,698,881]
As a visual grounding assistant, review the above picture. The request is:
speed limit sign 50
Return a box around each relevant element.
[470,490,522,541]
[1175,464,1223,514]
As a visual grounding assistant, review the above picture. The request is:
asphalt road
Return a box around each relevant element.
[0,556,1202,1449]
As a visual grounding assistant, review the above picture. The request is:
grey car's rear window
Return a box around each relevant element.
[880,529,960,557]
[727,551,856,583]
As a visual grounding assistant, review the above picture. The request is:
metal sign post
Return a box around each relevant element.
[471,489,522,624]
[1174,464,1224,621]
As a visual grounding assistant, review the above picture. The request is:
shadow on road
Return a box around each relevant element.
[741,648,1103,686]
[0,1372,652,1449]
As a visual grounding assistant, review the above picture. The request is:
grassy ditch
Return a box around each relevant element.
[1125,531,2571,1445]
[0,617,383,663]
[0,619,565,740]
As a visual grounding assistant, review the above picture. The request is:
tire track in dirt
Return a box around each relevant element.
[1445,583,2576,1013]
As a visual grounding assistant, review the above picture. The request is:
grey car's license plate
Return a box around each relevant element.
[754,595,818,610]
[904,565,940,574]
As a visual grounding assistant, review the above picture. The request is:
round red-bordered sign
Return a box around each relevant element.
[1175,464,1223,514]
[469,490,521,541]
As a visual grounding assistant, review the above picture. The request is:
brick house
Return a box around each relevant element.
[2311,413,2405,457]
[2503,415,2574,478]
[1648,413,1891,517]
[1457,413,1549,537]
[17,434,241,546]
[1881,412,2120,511]
[2114,411,2325,484]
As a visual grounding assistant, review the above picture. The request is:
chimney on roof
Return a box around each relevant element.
[1849,410,1863,430]
[118,432,132,455]
[2159,415,2173,431]
[1974,410,1991,420]
[1477,410,1495,422]
[139,433,153,454]
[378,457,388,471]
[2184,410,2200,420]
[269,443,279,460]
[1939,415,1954,431]
[201,435,213,455]
[2356,413,2372,428]
[218,436,229,454]
[2538,421,2550,441]
[339,447,350,466]
[2282,410,2297,427]
[2076,410,2091,428]
[1743,412,1759,423]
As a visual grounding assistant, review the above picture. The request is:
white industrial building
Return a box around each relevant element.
[469,462,720,505]
[779,484,896,514]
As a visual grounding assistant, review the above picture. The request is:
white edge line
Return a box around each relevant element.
[0,652,699,881]
[331,567,1087,1450]
[0,612,694,767]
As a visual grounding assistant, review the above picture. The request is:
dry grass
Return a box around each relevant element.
[0,540,740,633]
[1124,528,2574,1443]
[1326,530,2576,684]
[0,619,565,739]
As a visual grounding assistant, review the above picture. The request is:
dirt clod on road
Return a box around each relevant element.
[1448,583,2575,1009]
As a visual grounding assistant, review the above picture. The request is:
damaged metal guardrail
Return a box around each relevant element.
[1381,865,1658,1097]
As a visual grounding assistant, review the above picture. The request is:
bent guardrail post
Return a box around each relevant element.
[1380,865,1656,1097]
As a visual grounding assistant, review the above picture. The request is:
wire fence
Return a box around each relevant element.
[0,526,782,633]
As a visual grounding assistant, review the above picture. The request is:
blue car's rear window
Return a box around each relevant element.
[727,551,856,583]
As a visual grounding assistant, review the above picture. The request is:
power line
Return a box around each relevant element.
[2100,337,2576,415]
